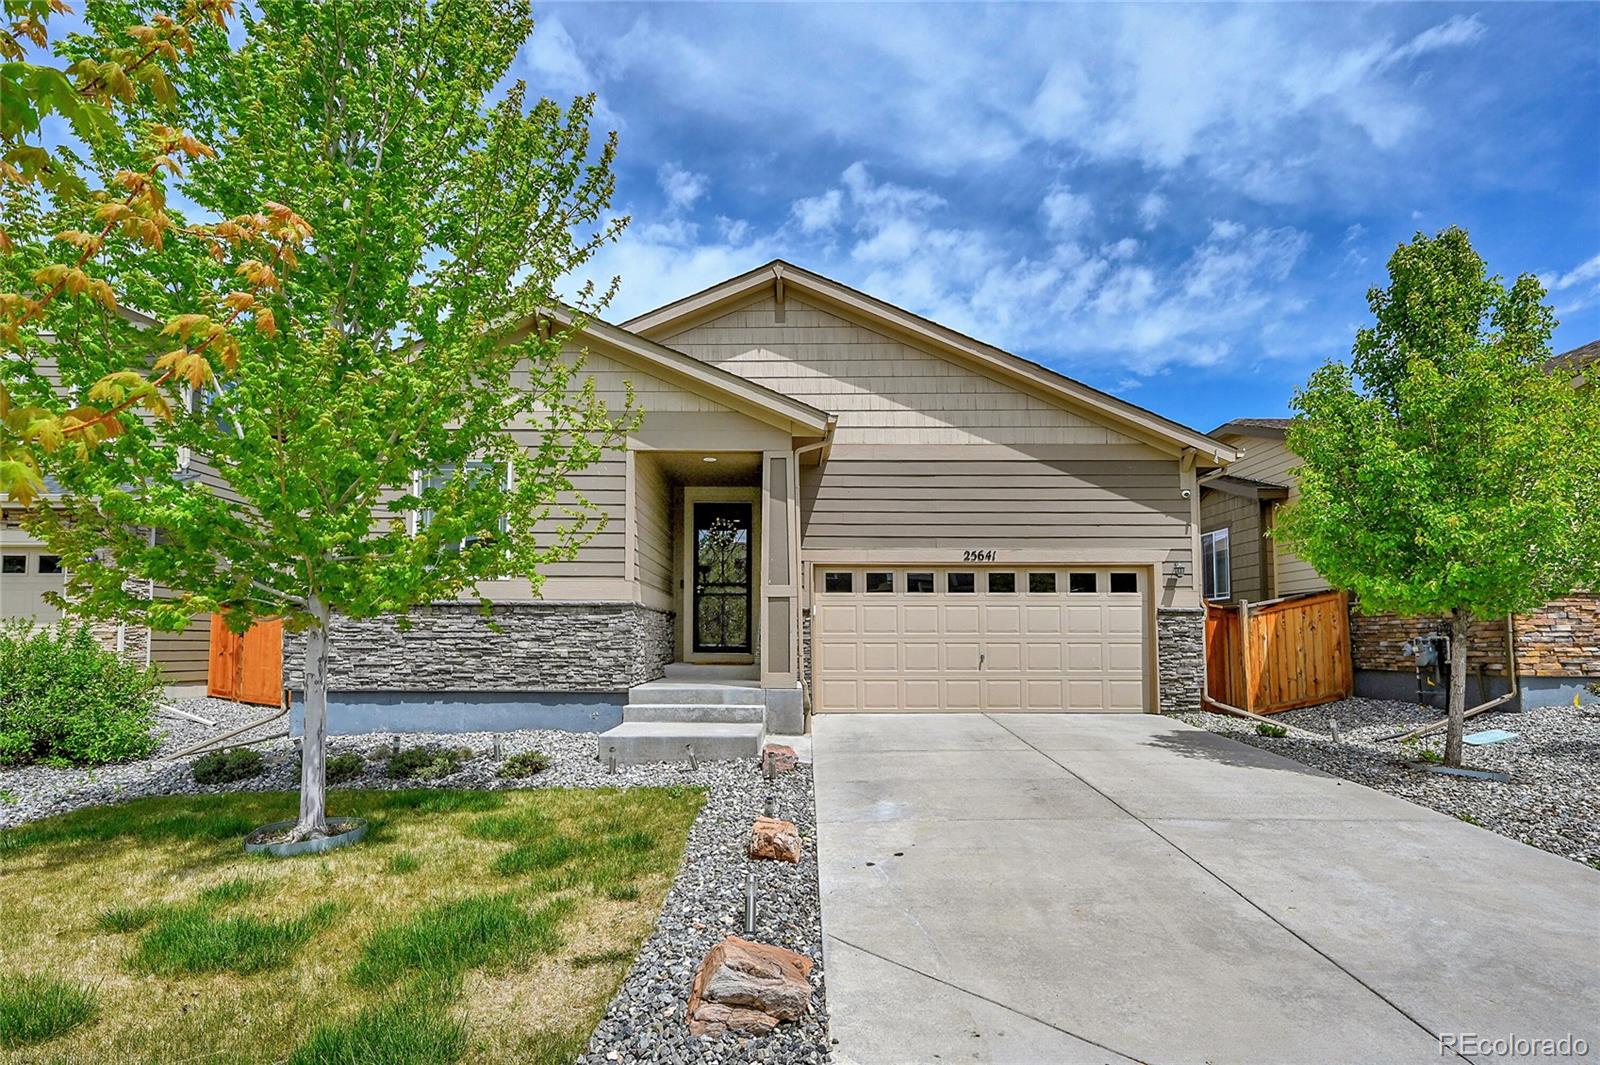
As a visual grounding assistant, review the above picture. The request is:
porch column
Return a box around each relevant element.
[759,449,800,690]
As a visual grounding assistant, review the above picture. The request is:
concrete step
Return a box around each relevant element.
[628,681,764,706]
[625,703,766,724]
[596,721,765,765]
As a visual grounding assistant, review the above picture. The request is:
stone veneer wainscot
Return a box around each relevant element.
[1156,608,1204,714]
[283,602,674,693]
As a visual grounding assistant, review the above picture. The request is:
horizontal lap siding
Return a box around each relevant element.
[149,611,209,685]
[634,454,674,597]
[1199,490,1264,602]
[1220,435,1327,598]
[801,454,1195,594]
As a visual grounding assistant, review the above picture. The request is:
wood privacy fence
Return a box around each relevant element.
[207,615,284,706]
[1204,590,1352,714]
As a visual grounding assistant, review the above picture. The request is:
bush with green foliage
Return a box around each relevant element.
[496,750,550,779]
[0,622,162,767]
[1254,722,1288,738]
[192,749,266,786]
[326,754,365,785]
[386,747,467,781]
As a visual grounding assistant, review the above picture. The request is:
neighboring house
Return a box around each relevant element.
[1200,340,1600,709]
[1,493,64,623]
[267,260,1238,751]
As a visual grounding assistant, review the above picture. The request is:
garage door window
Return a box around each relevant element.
[1110,572,1138,594]
[38,555,61,574]
[866,571,894,593]
[1069,572,1097,593]
[2,555,24,574]
[824,571,853,593]
[1028,572,1056,593]
[947,572,975,593]
[906,572,934,593]
[987,572,1016,593]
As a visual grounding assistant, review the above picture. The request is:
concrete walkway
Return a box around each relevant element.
[814,713,1600,1064]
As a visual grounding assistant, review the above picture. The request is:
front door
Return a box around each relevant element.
[692,502,753,654]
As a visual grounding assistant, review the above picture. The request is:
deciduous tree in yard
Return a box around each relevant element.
[1278,227,1600,767]
[16,0,633,840]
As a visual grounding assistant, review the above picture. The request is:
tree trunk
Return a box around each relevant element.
[294,594,331,840]
[1444,608,1470,768]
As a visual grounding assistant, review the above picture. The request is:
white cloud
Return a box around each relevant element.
[790,189,843,234]
[1040,186,1094,238]
[656,162,709,212]
[1546,253,1600,292]
[1136,192,1168,229]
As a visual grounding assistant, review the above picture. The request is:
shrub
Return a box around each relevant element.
[1254,722,1288,738]
[0,974,98,1048]
[327,753,365,785]
[386,746,463,781]
[496,750,549,779]
[192,749,266,786]
[0,621,161,767]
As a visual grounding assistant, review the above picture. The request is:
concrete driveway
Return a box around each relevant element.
[814,713,1600,1065]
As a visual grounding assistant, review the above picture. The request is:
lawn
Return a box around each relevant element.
[0,786,704,1065]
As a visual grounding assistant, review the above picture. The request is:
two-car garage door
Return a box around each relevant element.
[812,566,1149,713]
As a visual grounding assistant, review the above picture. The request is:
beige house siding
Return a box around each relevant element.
[1215,433,1329,599]
[1199,490,1265,603]
[149,612,209,685]
[633,451,674,605]
[660,294,1143,448]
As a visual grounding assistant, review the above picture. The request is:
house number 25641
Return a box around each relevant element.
[962,549,997,562]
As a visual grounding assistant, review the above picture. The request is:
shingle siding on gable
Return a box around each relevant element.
[660,294,1142,447]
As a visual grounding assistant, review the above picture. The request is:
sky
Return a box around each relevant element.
[513,2,1600,432]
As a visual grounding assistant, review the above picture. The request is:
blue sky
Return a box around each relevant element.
[518,2,1600,431]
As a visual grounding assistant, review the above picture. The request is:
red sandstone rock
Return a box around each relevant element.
[761,743,798,774]
[748,816,802,863]
[686,935,813,1036]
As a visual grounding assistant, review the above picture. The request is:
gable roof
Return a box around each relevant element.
[1549,338,1600,374]
[534,304,834,437]
[1201,473,1290,501]
[1210,417,1293,441]
[623,260,1238,463]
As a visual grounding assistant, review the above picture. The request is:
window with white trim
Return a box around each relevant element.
[412,461,510,549]
[1201,528,1231,601]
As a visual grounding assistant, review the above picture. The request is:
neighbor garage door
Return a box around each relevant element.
[812,566,1149,713]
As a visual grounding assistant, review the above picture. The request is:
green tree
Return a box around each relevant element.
[23,0,632,840]
[2,0,307,502]
[1279,227,1600,766]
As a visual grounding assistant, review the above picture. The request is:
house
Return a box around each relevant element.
[266,261,1238,758]
[1199,340,1600,709]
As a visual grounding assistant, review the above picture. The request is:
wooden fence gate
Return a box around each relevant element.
[1204,590,1352,714]
[207,615,284,706]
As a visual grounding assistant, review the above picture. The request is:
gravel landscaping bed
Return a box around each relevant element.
[0,698,831,1062]
[1180,697,1600,867]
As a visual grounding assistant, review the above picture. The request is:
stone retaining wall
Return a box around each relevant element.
[1156,608,1204,713]
[283,602,674,692]
[1351,594,1599,679]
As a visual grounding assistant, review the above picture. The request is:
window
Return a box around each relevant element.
[38,555,62,574]
[414,461,510,547]
[987,572,1016,593]
[1028,572,1056,593]
[1,555,25,574]
[1201,529,1231,601]
[824,571,853,594]
[947,571,975,593]
[1069,572,1097,594]
[1110,571,1138,594]
[906,571,935,593]
[866,571,894,593]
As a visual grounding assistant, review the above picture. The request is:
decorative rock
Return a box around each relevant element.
[749,816,802,863]
[686,935,813,1036]
[761,743,798,775]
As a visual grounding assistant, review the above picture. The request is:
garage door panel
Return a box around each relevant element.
[903,642,940,671]
[813,565,1149,714]
[861,642,899,672]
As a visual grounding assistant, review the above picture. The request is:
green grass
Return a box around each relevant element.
[0,974,98,1048]
[0,787,703,1064]
[287,985,466,1065]
[131,900,339,975]
[352,894,574,988]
